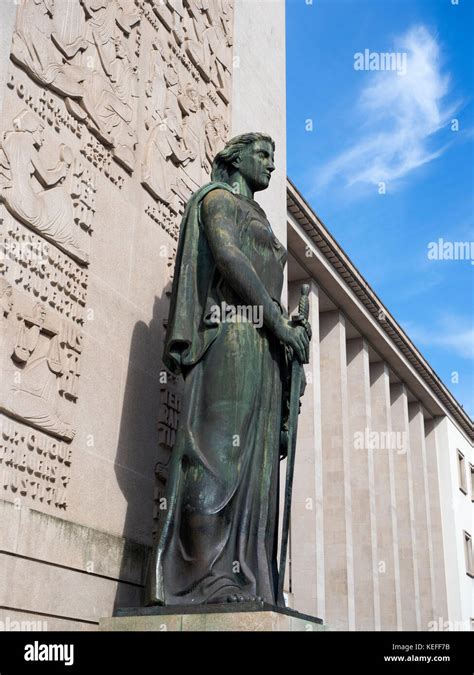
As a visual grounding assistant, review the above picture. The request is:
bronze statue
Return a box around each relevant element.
[146,133,311,606]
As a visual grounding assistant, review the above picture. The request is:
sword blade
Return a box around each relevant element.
[277,356,304,605]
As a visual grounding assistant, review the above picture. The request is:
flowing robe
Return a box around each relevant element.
[146,182,288,605]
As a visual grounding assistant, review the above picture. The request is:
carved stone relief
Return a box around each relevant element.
[0,285,80,442]
[11,0,86,99]
[11,0,141,173]
[141,0,232,215]
[0,0,233,513]
[0,110,90,264]
[0,220,88,326]
[0,416,71,509]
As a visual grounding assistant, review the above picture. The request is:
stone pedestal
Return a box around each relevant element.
[100,602,326,632]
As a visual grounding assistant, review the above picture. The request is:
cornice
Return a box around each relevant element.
[287,178,473,442]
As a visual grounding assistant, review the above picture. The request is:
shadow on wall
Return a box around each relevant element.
[112,285,173,611]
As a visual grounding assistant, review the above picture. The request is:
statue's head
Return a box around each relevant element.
[211,133,275,193]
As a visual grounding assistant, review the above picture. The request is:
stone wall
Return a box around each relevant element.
[0,0,234,628]
[0,0,288,630]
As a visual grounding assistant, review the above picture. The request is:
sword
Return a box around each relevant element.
[277,283,310,607]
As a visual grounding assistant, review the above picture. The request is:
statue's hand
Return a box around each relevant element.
[274,318,309,364]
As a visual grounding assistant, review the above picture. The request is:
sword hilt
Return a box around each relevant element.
[298,284,310,321]
[292,283,310,323]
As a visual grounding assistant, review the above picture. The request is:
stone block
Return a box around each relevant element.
[101,603,326,632]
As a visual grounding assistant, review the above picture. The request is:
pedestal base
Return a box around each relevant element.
[100,602,326,632]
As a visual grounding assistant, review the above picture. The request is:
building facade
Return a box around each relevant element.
[285,181,473,631]
[0,1,471,631]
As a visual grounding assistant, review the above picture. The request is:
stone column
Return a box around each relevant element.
[346,337,379,630]
[408,402,436,629]
[0,0,16,116]
[390,383,420,629]
[424,418,449,623]
[231,0,286,245]
[432,417,465,624]
[369,362,401,630]
[287,280,323,618]
[319,310,354,630]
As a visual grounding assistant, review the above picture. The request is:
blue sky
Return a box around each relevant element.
[286,0,474,416]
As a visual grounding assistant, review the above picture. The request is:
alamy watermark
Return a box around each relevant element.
[428,617,471,632]
[24,641,74,667]
[354,49,407,75]
[208,301,263,328]
[0,617,48,631]
[353,428,408,454]
[427,238,474,264]
[0,239,49,264]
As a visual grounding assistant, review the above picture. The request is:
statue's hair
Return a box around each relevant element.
[211,133,275,182]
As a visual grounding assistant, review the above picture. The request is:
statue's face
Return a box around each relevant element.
[236,140,275,192]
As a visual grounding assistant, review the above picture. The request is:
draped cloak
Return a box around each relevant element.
[146,181,288,606]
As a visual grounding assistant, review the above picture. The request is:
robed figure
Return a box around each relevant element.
[146,133,310,606]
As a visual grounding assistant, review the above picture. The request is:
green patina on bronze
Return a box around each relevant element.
[146,133,311,607]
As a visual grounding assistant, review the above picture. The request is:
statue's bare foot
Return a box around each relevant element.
[207,589,264,604]
[227,593,263,603]
[206,589,240,604]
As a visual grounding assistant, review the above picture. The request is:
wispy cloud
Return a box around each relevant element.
[316,26,458,191]
[403,314,474,361]
[403,313,474,415]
